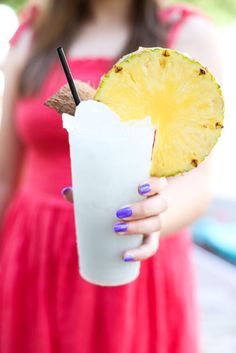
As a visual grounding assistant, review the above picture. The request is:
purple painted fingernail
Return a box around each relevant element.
[114,222,128,233]
[138,183,151,195]
[116,207,132,219]
[123,254,135,262]
[61,186,72,196]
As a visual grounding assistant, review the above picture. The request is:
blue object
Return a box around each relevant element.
[192,218,236,264]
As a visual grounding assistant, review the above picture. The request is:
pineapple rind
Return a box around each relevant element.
[95,47,224,177]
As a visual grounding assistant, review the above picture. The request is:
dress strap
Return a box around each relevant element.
[9,5,39,46]
[159,3,208,48]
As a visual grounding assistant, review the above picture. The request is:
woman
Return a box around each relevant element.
[0,0,221,352]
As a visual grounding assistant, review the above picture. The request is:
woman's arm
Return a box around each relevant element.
[0,32,31,231]
[160,161,210,237]
[160,16,222,237]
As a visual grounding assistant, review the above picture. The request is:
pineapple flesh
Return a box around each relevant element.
[95,48,224,177]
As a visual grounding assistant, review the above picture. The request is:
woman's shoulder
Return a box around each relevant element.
[8,5,39,73]
[160,3,221,79]
[159,2,207,23]
[9,4,39,47]
[159,2,209,48]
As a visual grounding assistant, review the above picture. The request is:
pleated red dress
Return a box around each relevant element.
[0,4,201,353]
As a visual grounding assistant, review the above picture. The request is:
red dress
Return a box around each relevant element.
[0,5,201,353]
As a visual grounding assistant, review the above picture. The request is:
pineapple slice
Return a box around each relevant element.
[95,48,224,177]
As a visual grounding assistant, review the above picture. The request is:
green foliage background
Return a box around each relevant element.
[171,0,236,23]
[1,0,236,23]
[0,0,26,12]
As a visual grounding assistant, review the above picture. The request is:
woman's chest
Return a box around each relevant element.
[15,59,113,151]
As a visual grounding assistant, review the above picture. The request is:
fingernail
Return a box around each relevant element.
[123,254,135,262]
[138,183,151,195]
[114,222,128,233]
[61,186,72,196]
[116,207,132,219]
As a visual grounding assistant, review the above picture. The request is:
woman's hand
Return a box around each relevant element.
[114,177,168,262]
[62,177,168,262]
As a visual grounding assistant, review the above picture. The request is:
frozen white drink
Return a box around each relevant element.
[63,100,154,286]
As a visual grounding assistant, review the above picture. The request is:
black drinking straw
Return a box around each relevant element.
[57,47,81,106]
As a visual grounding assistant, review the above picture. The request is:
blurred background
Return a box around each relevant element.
[0,0,235,352]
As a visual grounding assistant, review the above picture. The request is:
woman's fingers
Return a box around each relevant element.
[61,179,165,261]
[61,186,73,203]
[62,177,167,210]
[123,232,160,262]
[116,178,168,261]
[114,215,161,235]
[116,194,168,221]
[116,177,168,221]
[138,177,167,196]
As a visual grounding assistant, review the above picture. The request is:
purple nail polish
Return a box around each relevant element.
[116,207,132,219]
[114,223,128,233]
[138,183,151,195]
[61,186,72,196]
[123,254,135,262]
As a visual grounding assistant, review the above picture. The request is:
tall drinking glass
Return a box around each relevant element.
[63,101,154,286]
